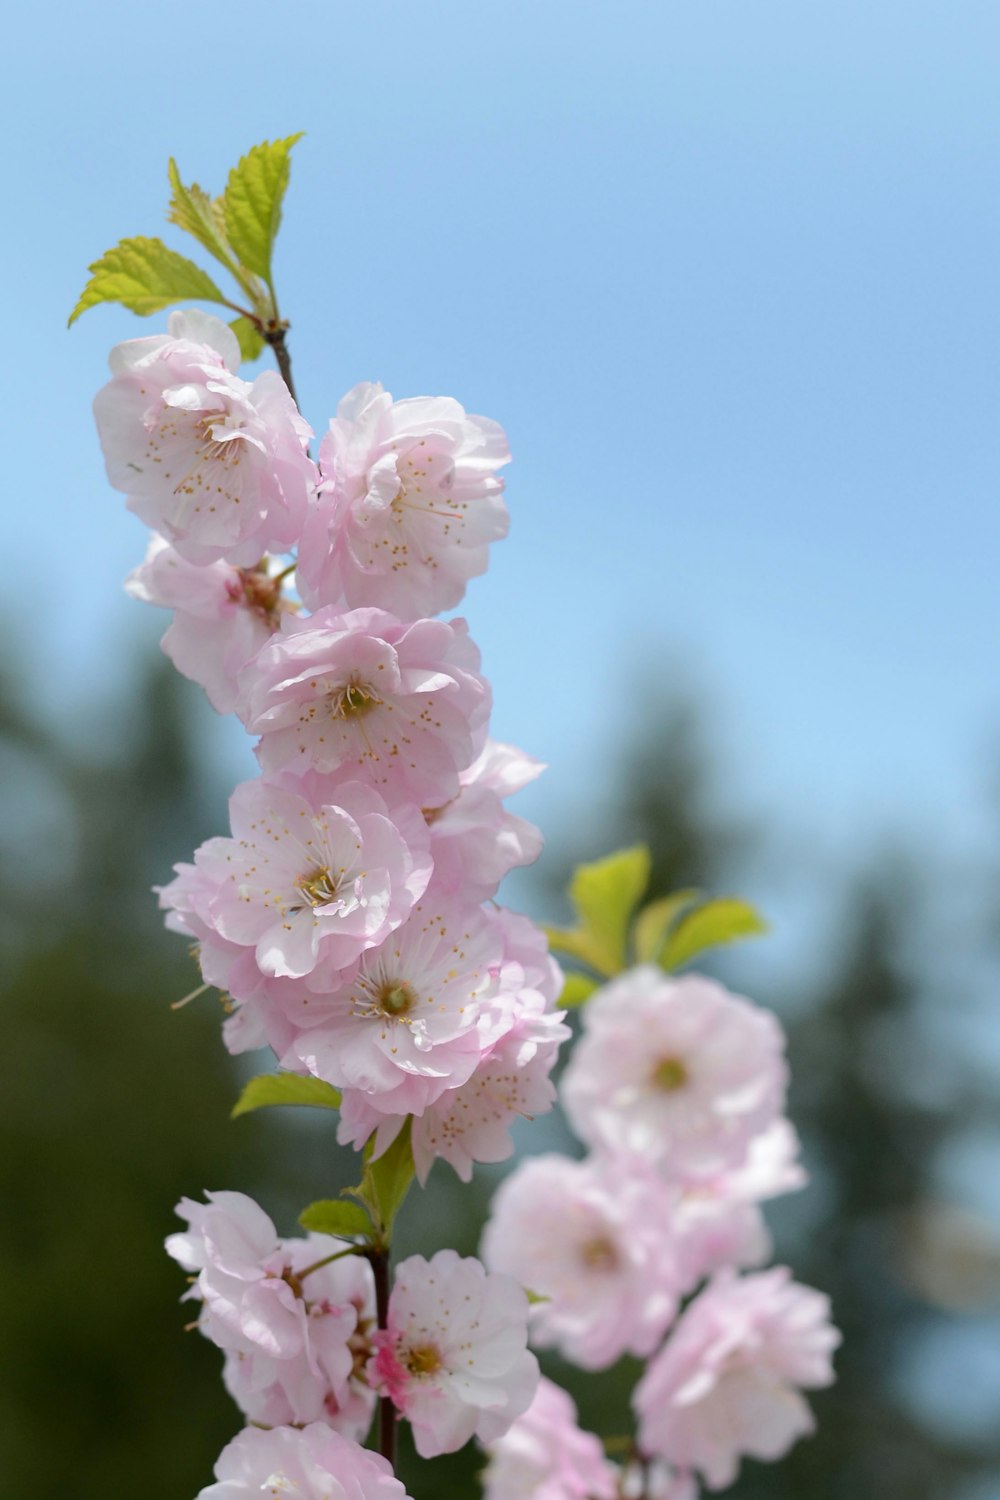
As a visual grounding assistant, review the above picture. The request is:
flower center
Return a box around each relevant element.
[377,981,417,1017]
[295,867,341,908]
[405,1343,443,1377]
[192,410,241,468]
[236,565,283,625]
[330,678,380,719]
[580,1235,619,1272]
[651,1056,688,1091]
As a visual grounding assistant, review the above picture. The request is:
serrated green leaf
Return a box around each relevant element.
[68,236,228,326]
[298,1199,373,1238]
[659,897,768,972]
[559,971,600,1008]
[545,846,651,978]
[344,1120,415,1244]
[229,316,266,363]
[166,159,268,316]
[167,158,236,269]
[633,888,702,964]
[231,1073,342,1119]
[223,133,304,285]
[366,1120,415,1237]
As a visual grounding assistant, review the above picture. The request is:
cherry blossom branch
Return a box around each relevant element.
[263,324,298,408]
[367,1246,396,1467]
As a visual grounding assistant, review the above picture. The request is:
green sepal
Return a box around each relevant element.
[545,845,651,978]
[559,971,600,1008]
[659,897,767,971]
[632,889,701,964]
[231,1073,342,1119]
[229,315,267,363]
[343,1120,415,1246]
[222,133,304,285]
[298,1199,373,1239]
[68,236,228,326]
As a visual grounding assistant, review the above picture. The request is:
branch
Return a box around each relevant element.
[368,1246,396,1469]
[263,324,299,409]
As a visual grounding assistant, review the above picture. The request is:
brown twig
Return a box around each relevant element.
[368,1245,396,1468]
[264,324,299,409]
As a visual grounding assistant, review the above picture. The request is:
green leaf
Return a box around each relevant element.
[231,1073,342,1119]
[344,1120,415,1244]
[298,1199,373,1238]
[366,1120,415,1237]
[633,888,702,964]
[167,158,236,270]
[229,316,266,363]
[222,133,304,285]
[559,971,600,1008]
[68,236,228,326]
[659,897,768,971]
[541,924,605,973]
[545,845,651,977]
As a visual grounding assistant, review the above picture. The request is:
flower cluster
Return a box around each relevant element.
[167,1191,377,1437]
[94,308,556,1491]
[168,1191,538,1471]
[482,965,840,1495]
[96,308,564,1181]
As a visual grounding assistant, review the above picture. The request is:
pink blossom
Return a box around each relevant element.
[334,906,564,1176]
[620,1462,699,1500]
[369,1250,538,1458]
[296,382,510,617]
[125,535,292,714]
[171,770,432,982]
[671,1191,769,1295]
[672,1122,807,1292]
[481,1154,680,1370]
[197,1423,410,1500]
[338,986,568,1182]
[94,309,315,566]
[166,1191,375,1435]
[239,606,491,804]
[492,906,564,1007]
[409,995,567,1181]
[286,895,516,1117]
[158,853,341,1062]
[728,1118,808,1200]
[633,1268,840,1490]
[155,859,298,1056]
[561,966,787,1179]
[480,1376,618,1500]
[425,740,545,901]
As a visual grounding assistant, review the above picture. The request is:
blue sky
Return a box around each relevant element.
[6,0,1000,872]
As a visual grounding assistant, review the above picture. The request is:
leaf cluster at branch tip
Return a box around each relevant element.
[69,134,304,360]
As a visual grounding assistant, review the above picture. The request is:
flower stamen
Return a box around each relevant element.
[295,867,342,908]
[651,1056,688,1092]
